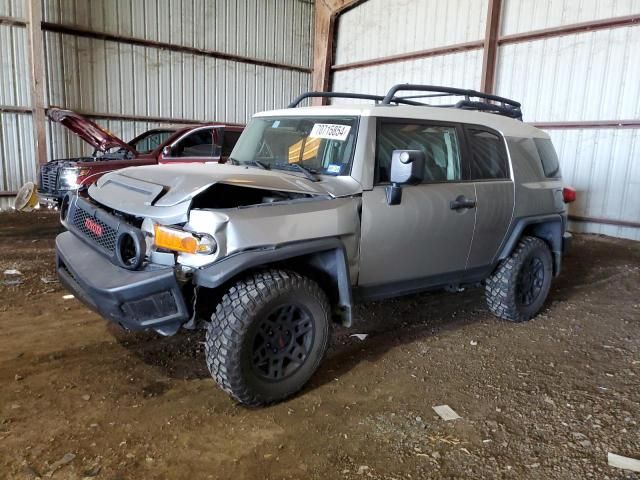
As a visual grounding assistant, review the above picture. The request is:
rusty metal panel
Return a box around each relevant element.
[41,0,314,68]
[0,112,36,191]
[331,49,485,102]
[495,25,640,122]
[502,0,640,36]
[0,0,25,19]
[0,24,31,107]
[335,0,488,65]
[548,128,640,241]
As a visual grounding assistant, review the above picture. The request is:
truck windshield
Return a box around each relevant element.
[230,116,358,176]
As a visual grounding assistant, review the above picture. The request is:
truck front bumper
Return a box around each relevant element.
[56,231,189,335]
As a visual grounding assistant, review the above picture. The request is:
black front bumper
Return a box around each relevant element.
[56,231,189,334]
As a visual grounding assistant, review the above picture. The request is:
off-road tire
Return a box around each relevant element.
[205,269,331,406]
[485,236,553,322]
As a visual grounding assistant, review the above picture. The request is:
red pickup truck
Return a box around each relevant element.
[38,109,243,207]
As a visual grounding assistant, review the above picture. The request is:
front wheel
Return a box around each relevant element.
[205,269,331,406]
[485,236,553,322]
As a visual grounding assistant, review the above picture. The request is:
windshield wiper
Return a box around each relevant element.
[278,163,319,182]
[231,158,271,170]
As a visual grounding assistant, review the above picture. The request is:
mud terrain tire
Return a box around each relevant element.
[205,269,331,406]
[485,236,553,322]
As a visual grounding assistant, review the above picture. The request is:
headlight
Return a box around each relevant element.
[153,224,217,255]
[57,167,80,190]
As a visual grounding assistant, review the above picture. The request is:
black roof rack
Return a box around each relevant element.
[382,84,523,120]
[288,84,523,120]
[287,91,424,108]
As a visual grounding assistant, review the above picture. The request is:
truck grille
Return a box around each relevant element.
[39,165,58,192]
[71,206,118,252]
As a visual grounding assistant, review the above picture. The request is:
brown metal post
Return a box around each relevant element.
[480,0,502,94]
[311,0,364,105]
[27,0,47,165]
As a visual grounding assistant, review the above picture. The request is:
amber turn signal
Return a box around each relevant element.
[153,224,216,255]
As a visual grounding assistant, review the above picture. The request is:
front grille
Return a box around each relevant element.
[72,206,118,252]
[39,166,58,192]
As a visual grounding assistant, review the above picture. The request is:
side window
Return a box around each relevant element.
[467,129,509,180]
[376,122,462,183]
[222,130,241,156]
[533,138,561,178]
[170,129,218,158]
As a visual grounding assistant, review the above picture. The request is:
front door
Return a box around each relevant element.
[358,120,476,288]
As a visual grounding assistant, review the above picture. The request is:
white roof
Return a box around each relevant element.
[255,104,548,139]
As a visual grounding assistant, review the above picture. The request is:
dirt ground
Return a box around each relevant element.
[0,211,638,480]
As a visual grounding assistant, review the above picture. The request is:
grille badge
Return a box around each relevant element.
[84,217,103,237]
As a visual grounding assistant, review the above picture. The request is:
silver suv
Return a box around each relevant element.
[56,84,574,406]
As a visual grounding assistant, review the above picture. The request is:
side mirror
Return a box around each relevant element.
[162,146,172,157]
[386,150,425,205]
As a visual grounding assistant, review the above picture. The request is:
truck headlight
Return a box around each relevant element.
[153,224,217,255]
[57,167,80,190]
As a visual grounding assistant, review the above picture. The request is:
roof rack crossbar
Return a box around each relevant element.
[382,84,521,107]
[287,91,425,108]
[382,84,523,120]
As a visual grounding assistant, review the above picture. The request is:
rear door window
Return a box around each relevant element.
[534,138,561,178]
[467,128,510,180]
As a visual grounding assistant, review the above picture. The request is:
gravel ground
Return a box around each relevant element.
[0,211,638,479]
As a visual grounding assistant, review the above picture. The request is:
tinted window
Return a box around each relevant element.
[377,122,462,183]
[468,129,509,180]
[222,130,241,156]
[534,138,561,178]
[171,129,218,158]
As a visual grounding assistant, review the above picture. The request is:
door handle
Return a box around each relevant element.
[450,195,477,210]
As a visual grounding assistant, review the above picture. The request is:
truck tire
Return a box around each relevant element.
[205,269,331,406]
[485,236,553,322]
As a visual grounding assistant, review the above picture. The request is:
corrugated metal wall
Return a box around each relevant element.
[0,1,33,210]
[42,0,314,160]
[495,0,640,240]
[332,0,640,240]
[332,0,488,94]
[1,0,314,209]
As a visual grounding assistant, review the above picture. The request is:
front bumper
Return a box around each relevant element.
[56,231,189,334]
[37,192,64,208]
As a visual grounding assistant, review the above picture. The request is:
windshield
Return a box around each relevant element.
[129,130,173,154]
[230,116,358,176]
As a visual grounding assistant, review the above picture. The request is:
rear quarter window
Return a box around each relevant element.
[534,138,561,178]
[467,129,510,180]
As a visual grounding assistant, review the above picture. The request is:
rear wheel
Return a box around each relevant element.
[485,236,553,322]
[205,269,330,406]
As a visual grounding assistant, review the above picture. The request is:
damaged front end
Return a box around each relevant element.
[56,166,361,335]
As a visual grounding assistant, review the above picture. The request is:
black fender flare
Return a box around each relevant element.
[496,214,566,275]
[193,238,354,326]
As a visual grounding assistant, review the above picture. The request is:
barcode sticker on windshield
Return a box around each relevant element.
[309,123,351,141]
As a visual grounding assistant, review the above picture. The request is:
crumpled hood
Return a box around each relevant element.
[88,163,362,224]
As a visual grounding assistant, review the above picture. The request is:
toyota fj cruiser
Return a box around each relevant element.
[55,85,574,406]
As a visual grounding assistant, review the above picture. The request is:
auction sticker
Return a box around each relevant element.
[309,123,351,141]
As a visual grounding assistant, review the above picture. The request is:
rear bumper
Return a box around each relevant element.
[56,231,189,335]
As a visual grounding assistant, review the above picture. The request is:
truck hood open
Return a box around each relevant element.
[88,163,362,224]
[48,108,136,154]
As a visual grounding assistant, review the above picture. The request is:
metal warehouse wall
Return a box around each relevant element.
[332,0,488,95]
[330,0,640,240]
[0,0,36,210]
[0,0,314,209]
